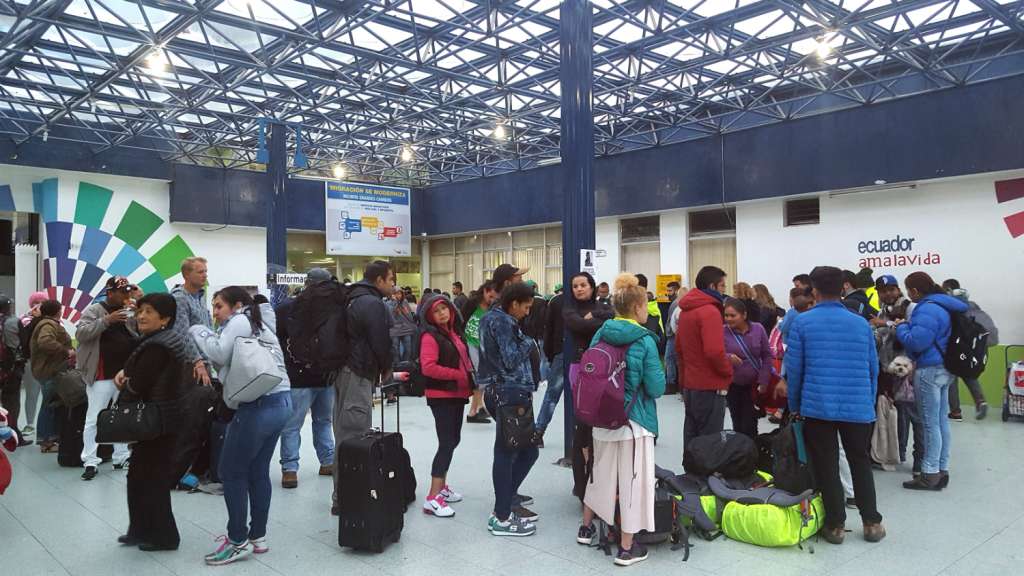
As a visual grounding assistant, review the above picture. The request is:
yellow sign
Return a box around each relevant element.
[656,274,683,303]
[361,216,380,229]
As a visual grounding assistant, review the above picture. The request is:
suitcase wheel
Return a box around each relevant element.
[392,533,401,543]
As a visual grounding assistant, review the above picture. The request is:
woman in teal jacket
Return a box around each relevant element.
[577,274,665,567]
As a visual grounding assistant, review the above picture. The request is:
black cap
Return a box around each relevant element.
[492,263,529,288]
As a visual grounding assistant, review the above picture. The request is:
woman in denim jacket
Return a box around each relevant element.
[477,282,539,537]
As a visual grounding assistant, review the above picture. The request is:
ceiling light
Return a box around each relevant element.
[493,123,507,139]
[401,145,414,162]
[145,49,167,73]
[42,130,48,143]
[814,38,832,60]
[332,164,346,179]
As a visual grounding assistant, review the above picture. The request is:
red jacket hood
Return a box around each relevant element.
[679,289,724,313]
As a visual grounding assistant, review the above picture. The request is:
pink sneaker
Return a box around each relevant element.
[422,494,455,518]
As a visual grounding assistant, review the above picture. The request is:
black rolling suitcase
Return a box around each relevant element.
[338,382,408,553]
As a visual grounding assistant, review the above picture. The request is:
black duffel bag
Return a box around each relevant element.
[683,431,758,478]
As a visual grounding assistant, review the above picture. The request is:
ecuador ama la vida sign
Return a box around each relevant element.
[856,234,941,269]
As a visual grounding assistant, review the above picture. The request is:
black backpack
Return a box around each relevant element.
[771,419,816,494]
[19,317,39,361]
[940,308,990,379]
[683,431,759,479]
[286,280,350,374]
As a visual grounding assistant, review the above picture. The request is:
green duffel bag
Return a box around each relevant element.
[710,472,824,548]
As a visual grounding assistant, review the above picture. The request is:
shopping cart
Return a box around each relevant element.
[1002,345,1024,422]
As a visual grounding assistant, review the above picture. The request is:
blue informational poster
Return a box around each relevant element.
[325,181,411,256]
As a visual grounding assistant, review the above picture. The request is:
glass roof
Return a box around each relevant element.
[0,0,1021,185]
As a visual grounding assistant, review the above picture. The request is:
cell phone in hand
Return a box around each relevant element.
[393,371,410,382]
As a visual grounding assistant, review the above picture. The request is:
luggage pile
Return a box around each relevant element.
[587,429,824,562]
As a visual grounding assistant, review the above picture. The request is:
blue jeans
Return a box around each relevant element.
[279,387,335,472]
[484,390,539,522]
[392,335,413,365]
[536,353,565,432]
[37,379,58,441]
[665,335,678,391]
[220,392,292,544]
[915,365,954,474]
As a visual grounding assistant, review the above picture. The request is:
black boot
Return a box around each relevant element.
[937,471,949,489]
[903,472,942,491]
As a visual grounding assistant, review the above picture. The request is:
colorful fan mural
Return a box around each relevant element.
[20,178,197,324]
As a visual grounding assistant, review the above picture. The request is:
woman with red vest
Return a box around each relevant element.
[418,296,474,518]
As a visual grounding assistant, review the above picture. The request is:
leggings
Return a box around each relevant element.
[430,402,465,478]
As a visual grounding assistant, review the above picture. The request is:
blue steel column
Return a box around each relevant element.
[560,0,595,462]
[266,122,289,305]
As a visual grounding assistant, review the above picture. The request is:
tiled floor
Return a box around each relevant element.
[3,392,1022,576]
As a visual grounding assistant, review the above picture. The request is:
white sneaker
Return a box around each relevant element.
[250,536,268,554]
[439,485,463,503]
[204,536,251,566]
[423,495,455,518]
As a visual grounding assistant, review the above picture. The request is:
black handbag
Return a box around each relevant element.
[96,401,163,443]
[488,387,538,450]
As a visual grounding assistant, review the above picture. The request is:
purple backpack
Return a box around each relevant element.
[573,341,638,429]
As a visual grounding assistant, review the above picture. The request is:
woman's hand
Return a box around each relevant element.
[194,361,211,386]
[114,370,127,390]
[774,378,788,399]
[729,354,743,366]
[584,312,593,320]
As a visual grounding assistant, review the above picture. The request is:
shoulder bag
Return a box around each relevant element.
[487,386,538,450]
[96,398,163,443]
[222,320,284,409]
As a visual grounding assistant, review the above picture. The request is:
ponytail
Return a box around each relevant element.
[904,272,943,297]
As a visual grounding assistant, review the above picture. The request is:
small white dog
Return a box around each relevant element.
[888,355,915,378]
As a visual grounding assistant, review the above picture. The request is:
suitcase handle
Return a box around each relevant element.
[379,380,401,434]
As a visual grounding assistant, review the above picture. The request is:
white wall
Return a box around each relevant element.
[594,216,620,285]
[736,170,1024,343]
[659,211,688,283]
[0,164,267,326]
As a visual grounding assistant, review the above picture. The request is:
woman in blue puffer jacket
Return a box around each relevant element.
[896,272,967,492]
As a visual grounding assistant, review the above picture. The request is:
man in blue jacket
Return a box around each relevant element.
[785,266,885,545]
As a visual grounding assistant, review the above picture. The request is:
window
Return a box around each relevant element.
[428,225,562,296]
[620,216,660,244]
[784,198,820,227]
[689,208,736,236]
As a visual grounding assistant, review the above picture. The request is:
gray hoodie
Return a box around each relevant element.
[75,302,138,385]
[171,285,211,363]
[950,289,999,346]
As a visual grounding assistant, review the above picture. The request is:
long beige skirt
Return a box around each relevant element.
[583,435,656,535]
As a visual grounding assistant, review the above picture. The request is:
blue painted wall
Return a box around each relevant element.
[423,74,1024,234]
[5,74,1023,237]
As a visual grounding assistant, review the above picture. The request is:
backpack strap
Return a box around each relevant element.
[728,327,761,372]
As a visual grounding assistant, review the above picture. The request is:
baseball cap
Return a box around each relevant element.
[305,267,332,286]
[492,263,529,287]
[878,274,899,287]
[105,276,136,293]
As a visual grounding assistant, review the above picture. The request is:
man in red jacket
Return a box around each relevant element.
[676,266,734,454]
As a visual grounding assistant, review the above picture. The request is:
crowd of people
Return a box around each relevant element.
[0,252,999,567]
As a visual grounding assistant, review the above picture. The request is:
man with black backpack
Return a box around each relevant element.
[276,268,337,490]
[331,260,395,515]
